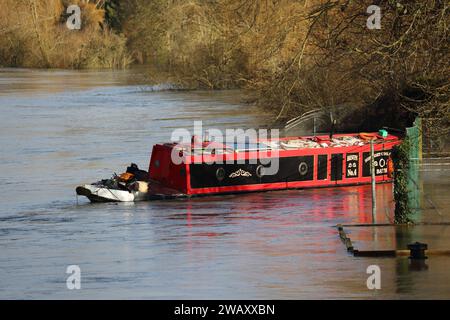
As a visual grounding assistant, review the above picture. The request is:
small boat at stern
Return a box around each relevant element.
[75,163,151,202]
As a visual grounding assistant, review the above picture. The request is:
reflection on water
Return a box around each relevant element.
[0,68,449,299]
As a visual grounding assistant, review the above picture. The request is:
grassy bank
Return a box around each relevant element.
[1,0,448,150]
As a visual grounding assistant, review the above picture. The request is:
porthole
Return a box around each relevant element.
[216,167,225,181]
[154,159,160,168]
[256,165,265,178]
[298,162,308,176]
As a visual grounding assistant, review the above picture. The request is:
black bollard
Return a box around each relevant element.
[408,242,428,260]
[408,259,429,271]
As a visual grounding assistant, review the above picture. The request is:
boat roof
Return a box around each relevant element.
[163,132,400,154]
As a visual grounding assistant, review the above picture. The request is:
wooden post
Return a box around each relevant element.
[370,140,377,223]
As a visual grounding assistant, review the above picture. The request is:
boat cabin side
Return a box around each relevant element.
[148,133,402,196]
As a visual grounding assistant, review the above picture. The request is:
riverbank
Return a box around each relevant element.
[1,1,448,152]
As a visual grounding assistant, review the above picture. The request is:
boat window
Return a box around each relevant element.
[331,154,343,181]
[317,155,328,180]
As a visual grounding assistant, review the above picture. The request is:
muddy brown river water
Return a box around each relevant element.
[0,68,449,299]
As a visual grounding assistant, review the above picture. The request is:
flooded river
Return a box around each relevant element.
[0,68,449,299]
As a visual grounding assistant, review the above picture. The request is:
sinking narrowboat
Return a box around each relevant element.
[76,131,401,202]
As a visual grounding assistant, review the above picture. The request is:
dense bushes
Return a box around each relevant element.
[122,1,448,142]
[0,0,131,69]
